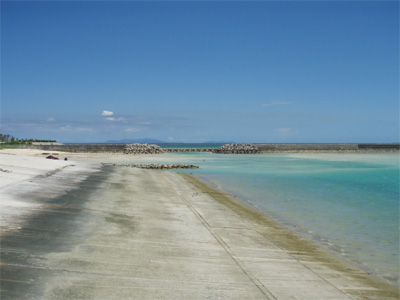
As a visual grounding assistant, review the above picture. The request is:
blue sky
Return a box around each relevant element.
[1,1,399,143]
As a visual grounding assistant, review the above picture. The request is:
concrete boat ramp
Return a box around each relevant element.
[0,153,398,299]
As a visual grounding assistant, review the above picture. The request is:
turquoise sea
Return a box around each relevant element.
[129,152,400,286]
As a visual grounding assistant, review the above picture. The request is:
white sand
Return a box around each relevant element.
[0,149,99,234]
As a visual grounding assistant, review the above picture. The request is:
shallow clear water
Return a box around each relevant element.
[127,152,400,285]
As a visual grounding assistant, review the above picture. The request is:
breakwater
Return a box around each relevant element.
[213,143,260,154]
[165,148,213,152]
[258,143,359,152]
[257,143,400,152]
[18,144,126,152]
[358,143,400,149]
[17,143,400,153]
[17,144,215,153]
[124,143,164,154]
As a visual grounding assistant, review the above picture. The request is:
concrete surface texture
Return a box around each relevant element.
[0,152,398,299]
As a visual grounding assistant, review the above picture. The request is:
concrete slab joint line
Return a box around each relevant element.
[163,173,277,300]
[250,226,355,299]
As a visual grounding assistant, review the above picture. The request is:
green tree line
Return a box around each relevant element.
[0,132,56,144]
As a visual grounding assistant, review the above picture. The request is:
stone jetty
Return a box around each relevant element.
[115,163,199,169]
[213,143,261,154]
[124,143,164,154]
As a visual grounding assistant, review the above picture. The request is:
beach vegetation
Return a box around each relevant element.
[0,131,56,145]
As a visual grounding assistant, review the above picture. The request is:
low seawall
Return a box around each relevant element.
[18,144,126,152]
[17,143,400,153]
[18,144,216,153]
[358,143,400,149]
[257,143,399,152]
[257,144,359,152]
[165,148,214,152]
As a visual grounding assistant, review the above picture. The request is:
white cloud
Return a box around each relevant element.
[60,125,72,131]
[261,101,295,107]
[47,117,56,122]
[60,125,92,132]
[125,127,140,133]
[76,127,93,132]
[104,117,126,122]
[274,127,292,133]
[102,110,114,116]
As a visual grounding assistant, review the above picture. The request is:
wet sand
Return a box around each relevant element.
[0,150,398,299]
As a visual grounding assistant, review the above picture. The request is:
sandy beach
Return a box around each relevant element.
[0,149,398,300]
